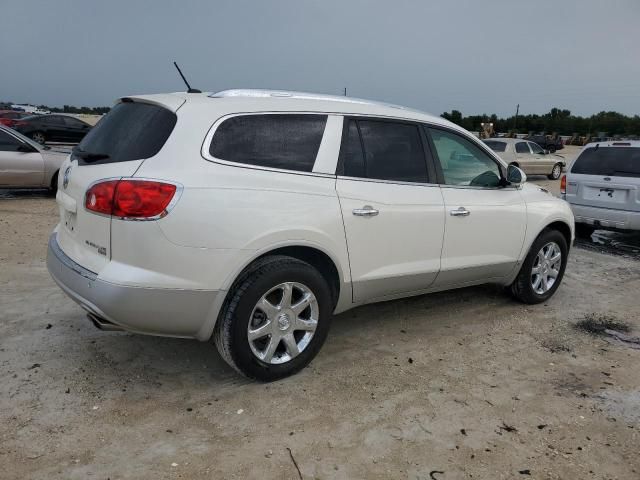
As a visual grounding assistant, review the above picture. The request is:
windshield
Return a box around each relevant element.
[571,146,640,178]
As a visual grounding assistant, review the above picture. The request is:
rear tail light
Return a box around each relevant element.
[85,179,178,219]
[560,174,566,195]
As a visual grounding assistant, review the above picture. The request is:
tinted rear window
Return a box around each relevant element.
[210,114,327,172]
[74,102,176,165]
[483,140,507,152]
[571,147,640,178]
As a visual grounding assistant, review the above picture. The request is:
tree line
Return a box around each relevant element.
[441,108,640,137]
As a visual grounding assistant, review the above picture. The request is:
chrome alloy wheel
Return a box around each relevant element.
[551,164,562,179]
[247,282,319,364]
[531,241,562,294]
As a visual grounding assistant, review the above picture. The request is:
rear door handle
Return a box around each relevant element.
[353,205,379,217]
[450,207,470,217]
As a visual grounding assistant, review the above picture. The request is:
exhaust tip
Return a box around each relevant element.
[87,313,124,332]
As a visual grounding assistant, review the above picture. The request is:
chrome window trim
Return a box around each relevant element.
[336,174,441,188]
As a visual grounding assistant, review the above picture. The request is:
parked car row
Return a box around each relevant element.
[46,89,575,381]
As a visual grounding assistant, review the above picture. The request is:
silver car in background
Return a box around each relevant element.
[484,138,565,179]
[0,124,67,192]
[562,141,640,236]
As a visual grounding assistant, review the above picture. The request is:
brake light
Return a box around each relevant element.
[560,175,566,195]
[85,179,178,219]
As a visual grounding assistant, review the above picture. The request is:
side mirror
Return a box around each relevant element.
[543,149,549,155]
[507,164,527,186]
[17,143,37,153]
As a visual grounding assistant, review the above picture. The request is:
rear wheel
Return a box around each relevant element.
[548,163,562,180]
[213,255,333,381]
[510,229,568,304]
[31,131,46,144]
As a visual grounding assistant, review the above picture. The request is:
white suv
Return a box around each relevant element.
[47,90,574,381]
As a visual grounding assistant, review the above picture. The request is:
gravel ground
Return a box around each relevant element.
[2,159,640,479]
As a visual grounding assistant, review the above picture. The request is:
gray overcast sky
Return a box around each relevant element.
[2,0,639,117]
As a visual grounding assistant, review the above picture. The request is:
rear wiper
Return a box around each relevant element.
[73,147,110,163]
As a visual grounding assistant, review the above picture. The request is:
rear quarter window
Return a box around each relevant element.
[209,114,327,172]
[571,147,640,178]
[483,140,507,153]
[74,102,177,165]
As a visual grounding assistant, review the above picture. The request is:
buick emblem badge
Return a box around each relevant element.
[63,166,72,189]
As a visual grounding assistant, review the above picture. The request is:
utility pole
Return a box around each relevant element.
[344,87,347,97]
[513,104,519,132]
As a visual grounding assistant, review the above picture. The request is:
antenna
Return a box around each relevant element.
[173,62,201,93]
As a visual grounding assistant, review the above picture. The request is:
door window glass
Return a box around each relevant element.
[515,142,530,154]
[428,128,502,187]
[354,120,428,183]
[339,120,365,177]
[529,142,545,154]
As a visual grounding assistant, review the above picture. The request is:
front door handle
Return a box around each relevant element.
[353,205,379,217]
[450,207,470,217]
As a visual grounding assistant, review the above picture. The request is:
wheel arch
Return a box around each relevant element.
[544,220,572,249]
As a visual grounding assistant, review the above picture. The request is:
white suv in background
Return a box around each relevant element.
[562,141,640,236]
[47,90,574,381]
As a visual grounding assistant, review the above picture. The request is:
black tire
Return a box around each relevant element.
[548,145,557,153]
[213,255,333,381]
[547,163,562,180]
[575,223,595,238]
[49,171,59,196]
[509,229,568,304]
[30,131,46,144]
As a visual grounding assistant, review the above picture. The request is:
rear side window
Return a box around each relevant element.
[340,119,428,183]
[483,140,507,152]
[74,102,177,165]
[210,114,327,172]
[0,130,21,151]
[571,147,640,178]
[515,142,530,154]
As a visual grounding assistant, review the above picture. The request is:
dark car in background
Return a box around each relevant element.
[13,114,92,144]
[524,134,564,153]
[0,110,30,128]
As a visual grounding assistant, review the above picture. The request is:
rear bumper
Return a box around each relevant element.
[569,203,640,231]
[46,233,222,339]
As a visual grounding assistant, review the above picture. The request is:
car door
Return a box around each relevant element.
[0,130,45,186]
[62,116,90,142]
[528,141,553,174]
[426,126,526,287]
[514,141,536,173]
[44,116,67,141]
[336,118,445,303]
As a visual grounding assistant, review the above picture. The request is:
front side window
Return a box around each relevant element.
[428,128,502,188]
[529,142,545,154]
[44,116,64,126]
[515,142,530,154]
[0,131,21,151]
[210,114,327,172]
[340,119,428,183]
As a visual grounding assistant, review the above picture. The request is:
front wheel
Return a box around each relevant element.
[213,255,333,381]
[509,229,568,304]
[548,163,562,180]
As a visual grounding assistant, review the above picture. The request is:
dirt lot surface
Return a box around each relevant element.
[2,159,640,479]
